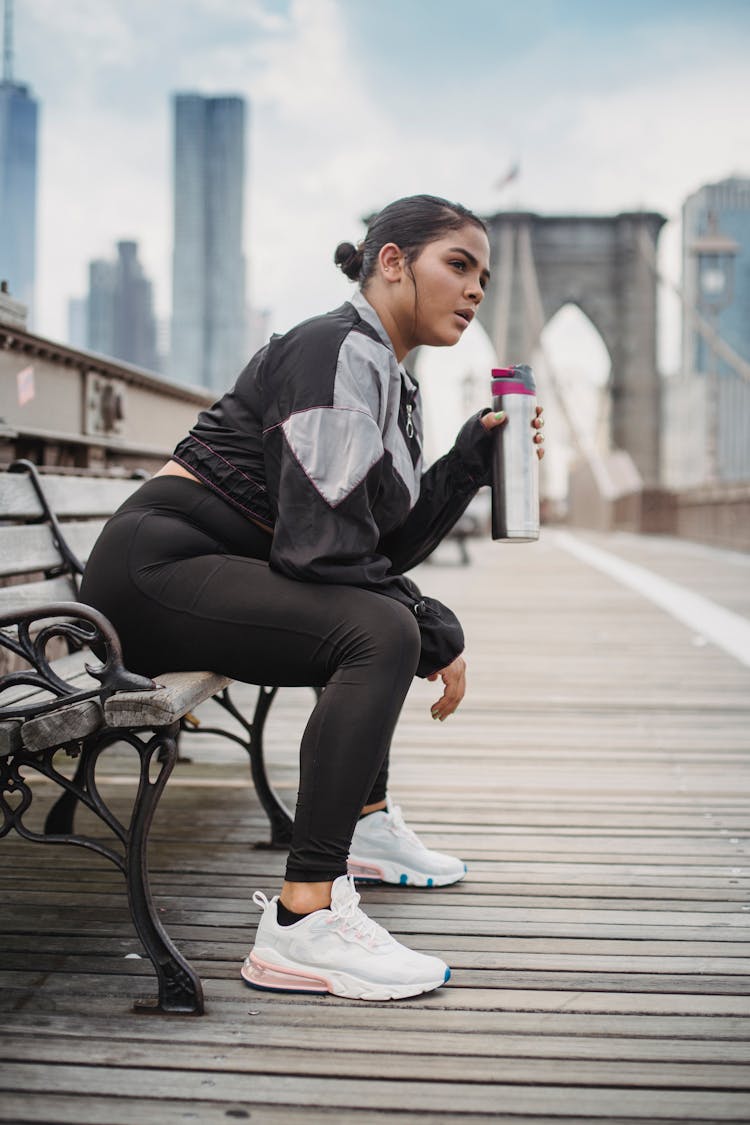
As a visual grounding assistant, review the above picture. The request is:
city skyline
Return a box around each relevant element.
[8,0,750,384]
[86,238,159,372]
[170,92,247,391]
[0,0,38,324]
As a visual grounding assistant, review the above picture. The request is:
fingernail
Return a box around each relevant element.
[494,411,506,421]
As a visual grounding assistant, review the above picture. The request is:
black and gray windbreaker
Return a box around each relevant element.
[173,291,494,677]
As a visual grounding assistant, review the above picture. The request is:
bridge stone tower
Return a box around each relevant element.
[478,212,667,486]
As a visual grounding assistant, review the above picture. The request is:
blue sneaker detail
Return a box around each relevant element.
[399,873,408,885]
[427,878,433,887]
[443,967,451,983]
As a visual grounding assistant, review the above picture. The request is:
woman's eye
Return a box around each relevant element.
[449,259,466,271]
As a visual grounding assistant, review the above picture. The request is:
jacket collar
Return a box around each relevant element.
[348,290,396,356]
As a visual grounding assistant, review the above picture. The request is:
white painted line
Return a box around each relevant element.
[553,531,750,669]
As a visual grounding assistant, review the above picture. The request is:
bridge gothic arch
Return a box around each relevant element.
[477,211,667,486]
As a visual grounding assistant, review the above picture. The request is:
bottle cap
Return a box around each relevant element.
[491,365,536,396]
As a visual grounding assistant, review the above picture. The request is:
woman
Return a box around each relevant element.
[80,194,544,1001]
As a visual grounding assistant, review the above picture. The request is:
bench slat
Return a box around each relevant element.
[0,474,142,520]
[31,477,142,518]
[0,652,94,710]
[0,475,44,519]
[62,521,107,567]
[0,575,79,615]
[0,524,60,579]
[105,671,231,727]
[22,697,104,752]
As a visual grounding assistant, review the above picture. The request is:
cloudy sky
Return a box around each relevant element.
[13,0,750,390]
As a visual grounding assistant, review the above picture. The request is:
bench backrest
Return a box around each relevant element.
[0,466,145,616]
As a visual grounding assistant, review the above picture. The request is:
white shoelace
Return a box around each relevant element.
[327,877,391,948]
[253,881,391,948]
[386,804,424,849]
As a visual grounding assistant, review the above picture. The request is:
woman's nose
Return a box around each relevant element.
[467,280,483,305]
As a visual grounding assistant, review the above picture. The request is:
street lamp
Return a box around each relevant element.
[690,213,738,482]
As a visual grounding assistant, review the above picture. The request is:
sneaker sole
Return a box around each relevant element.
[347,856,467,887]
[241,949,450,1001]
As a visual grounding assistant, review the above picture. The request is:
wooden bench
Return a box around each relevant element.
[0,460,300,1016]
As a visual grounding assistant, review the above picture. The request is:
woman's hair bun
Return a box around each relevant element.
[334,240,364,281]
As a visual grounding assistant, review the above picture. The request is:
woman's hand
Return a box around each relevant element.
[532,404,545,459]
[427,654,466,721]
[481,404,545,459]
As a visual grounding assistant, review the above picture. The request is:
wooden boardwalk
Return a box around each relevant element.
[1,530,749,1123]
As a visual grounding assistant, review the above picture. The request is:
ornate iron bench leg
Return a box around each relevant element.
[126,727,204,1015]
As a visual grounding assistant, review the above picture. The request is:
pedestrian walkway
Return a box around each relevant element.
[0,530,748,1123]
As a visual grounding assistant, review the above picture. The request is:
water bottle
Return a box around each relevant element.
[490,365,540,542]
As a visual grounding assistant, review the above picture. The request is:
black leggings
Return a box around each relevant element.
[79,477,421,882]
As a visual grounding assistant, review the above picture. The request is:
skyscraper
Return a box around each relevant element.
[170,93,247,391]
[86,240,159,372]
[0,0,38,323]
[681,176,750,481]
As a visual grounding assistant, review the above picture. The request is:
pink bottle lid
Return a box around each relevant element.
[491,366,535,397]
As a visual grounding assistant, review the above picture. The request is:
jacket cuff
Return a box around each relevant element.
[453,410,494,487]
[413,597,465,678]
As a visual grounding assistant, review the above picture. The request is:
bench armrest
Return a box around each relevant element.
[0,601,155,721]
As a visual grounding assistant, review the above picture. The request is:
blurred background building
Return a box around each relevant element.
[670,176,750,485]
[169,92,247,392]
[82,240,159,372]
[0,0,38,324]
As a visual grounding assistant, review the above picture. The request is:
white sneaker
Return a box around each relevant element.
[347,799,467,887]
[241,874,450,1001]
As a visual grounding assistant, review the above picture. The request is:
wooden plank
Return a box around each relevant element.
[33,476,142,518]
[0,573,78,614]
[2,1034,750,1090]
[0,474,43,519]
[0,1092,611,1125]
[3,1021,750,1064]
[5,1063,750,1118]
[3,999,749,1041]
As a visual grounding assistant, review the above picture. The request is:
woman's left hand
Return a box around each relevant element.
[481,404,545,459]
[427,654,466,721]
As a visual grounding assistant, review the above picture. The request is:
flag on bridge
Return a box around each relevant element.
[495,163,520,191]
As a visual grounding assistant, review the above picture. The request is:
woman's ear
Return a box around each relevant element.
[378,242,405,281]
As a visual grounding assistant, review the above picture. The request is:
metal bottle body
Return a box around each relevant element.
[490,365,540,542]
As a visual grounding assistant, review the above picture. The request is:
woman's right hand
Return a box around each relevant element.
[427,654,466,721]
[481,405,545,459]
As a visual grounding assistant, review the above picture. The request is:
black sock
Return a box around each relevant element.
[277,900,329,927]
[358,806,385,820]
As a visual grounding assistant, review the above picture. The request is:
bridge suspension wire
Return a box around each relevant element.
[515,224,622,499]
[636,226,750,385]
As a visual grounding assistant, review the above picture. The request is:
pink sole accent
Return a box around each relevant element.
[241,951,332,994]
[346,859,385,880]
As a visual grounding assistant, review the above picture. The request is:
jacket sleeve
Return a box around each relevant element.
[265,369,464,678]
[379,410,493,574]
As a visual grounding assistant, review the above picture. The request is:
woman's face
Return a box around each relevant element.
[404,223,491,349]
